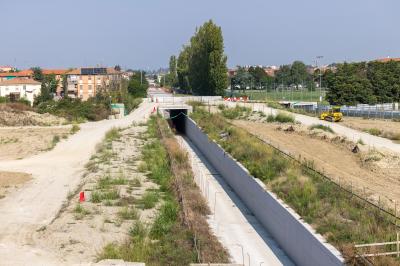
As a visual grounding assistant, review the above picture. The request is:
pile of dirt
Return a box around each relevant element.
[0,111,67,126]
[0,105,66,126]
[0,171,32,199]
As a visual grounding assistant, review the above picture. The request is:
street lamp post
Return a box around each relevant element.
[316,55,324,102]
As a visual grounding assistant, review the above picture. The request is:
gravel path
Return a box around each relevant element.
[0,101,154,266]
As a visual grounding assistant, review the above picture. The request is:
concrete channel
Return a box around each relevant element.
[164,109,344,266]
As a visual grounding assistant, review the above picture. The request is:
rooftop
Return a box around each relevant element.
[0,78,41,86]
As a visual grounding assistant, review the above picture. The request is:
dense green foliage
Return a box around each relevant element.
[37,97,110,122]
[325,61,400,105]
[127,71,148,98]
[170,20,228,95]
[231,61,315,92]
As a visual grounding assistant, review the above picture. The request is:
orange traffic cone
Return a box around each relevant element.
[79,191,85,202]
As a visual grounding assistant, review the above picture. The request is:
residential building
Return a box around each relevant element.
[0,69,69,96]
[0,66,16,72]
[0,78,41,105]
[376,57,400,63]
[66,67,122,100]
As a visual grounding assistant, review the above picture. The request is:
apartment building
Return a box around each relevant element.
[66,67,122,100]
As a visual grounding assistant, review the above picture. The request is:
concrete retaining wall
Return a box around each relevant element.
[184,117,344,266]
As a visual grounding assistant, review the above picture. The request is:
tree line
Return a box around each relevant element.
[231,61,318,92]
[324,61,400,105]
[166,20,228,96]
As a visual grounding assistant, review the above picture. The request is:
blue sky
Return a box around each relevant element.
[1,0,399,69]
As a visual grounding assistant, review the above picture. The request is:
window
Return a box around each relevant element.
[79,85,83,91]
[88,76,92,80]
[88,85,92,91]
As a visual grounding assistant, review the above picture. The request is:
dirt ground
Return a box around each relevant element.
[0,171,32,199]
[0,127,71,160]
[0,104,67,126]
[341,116,400,140]
[35,125,160,264]
[233,120,400,208]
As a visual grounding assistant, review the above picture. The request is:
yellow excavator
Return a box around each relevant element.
[319,106,343,122]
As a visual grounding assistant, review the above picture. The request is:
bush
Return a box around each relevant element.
[221,106,251,119]
[266,112,295,123]
[36,98,110,122]
[366,128,382,136]
[309,124,335,133]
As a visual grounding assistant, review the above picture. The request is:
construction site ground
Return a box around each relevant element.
[0,126,71,160]
[35,125,160,264]
[0,102,153,265]
[233,119,400,208]
[340,116,400,140]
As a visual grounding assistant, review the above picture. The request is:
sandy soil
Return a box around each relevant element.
[0,171,32,198]
[0,101,154,265]
[36,125,160,264]
[341,117,400,140]
[0,110,67,127]
[233,120,400,207]
[0,127,71,160]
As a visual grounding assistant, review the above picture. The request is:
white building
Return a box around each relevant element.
[0,78,41,105]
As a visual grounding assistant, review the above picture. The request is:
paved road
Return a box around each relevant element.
[226,101,400,154]
[0,101,155,266]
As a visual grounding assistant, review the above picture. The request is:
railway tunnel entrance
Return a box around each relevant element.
[158,104,192,134]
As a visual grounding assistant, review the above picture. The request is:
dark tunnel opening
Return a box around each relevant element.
[169,109,187,134]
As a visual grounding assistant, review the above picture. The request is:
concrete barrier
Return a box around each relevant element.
[184,117,344,266]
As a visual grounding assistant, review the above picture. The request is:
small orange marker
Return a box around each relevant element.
[79,191,85,202]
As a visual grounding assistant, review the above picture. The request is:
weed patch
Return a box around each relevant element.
[309,124,335,133]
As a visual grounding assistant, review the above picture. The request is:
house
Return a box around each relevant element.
[0,78,41,105]
[65,67,122,100]
[0,66,16,73]
[0,69,69,96]
[376,57,400,63]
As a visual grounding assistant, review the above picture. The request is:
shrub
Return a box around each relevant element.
[366,128,382,136]
[266,112,295,123]
[221,106,251,119]
[309,124,335,133]
[118,207,139,220]
[139,191,159,209]
[70,124,80,134]
[105,128,121,142]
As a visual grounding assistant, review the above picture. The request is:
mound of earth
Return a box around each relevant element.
[0,110,67,126]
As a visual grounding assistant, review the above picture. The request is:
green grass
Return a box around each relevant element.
[97,175,127,189]
[309,124,335,133]
[366,128,382,136]
[105,128,121,142]
[220,106,251,119]
[70,124,80,134]
[191,110,399,262]
[232,89,326,101]
[91,189,120,203]
[73,204,91,219]
[138,191,159,209]
[118,206,139,220]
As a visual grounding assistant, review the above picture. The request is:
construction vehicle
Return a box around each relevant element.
[319,106,343,122]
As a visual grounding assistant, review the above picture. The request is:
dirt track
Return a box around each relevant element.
[233,120,400,206]
[0,101,154,265]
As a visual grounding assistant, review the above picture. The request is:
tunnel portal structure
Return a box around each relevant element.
[158,104,192,133]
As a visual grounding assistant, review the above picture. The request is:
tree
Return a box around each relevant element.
[127,71,148,98]
[188,20,228,96]
[275,65,291,86]
[31,67,43,81]
[231,67,252,91]
[168,55,178,87]
[34,74,58,105]
[177,45,191,93]
[290,61,308,88]
[114,65,121,72]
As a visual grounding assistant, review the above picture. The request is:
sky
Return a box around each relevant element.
[1,0,400,70]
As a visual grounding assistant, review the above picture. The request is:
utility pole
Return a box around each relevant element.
[316,55,323,102]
